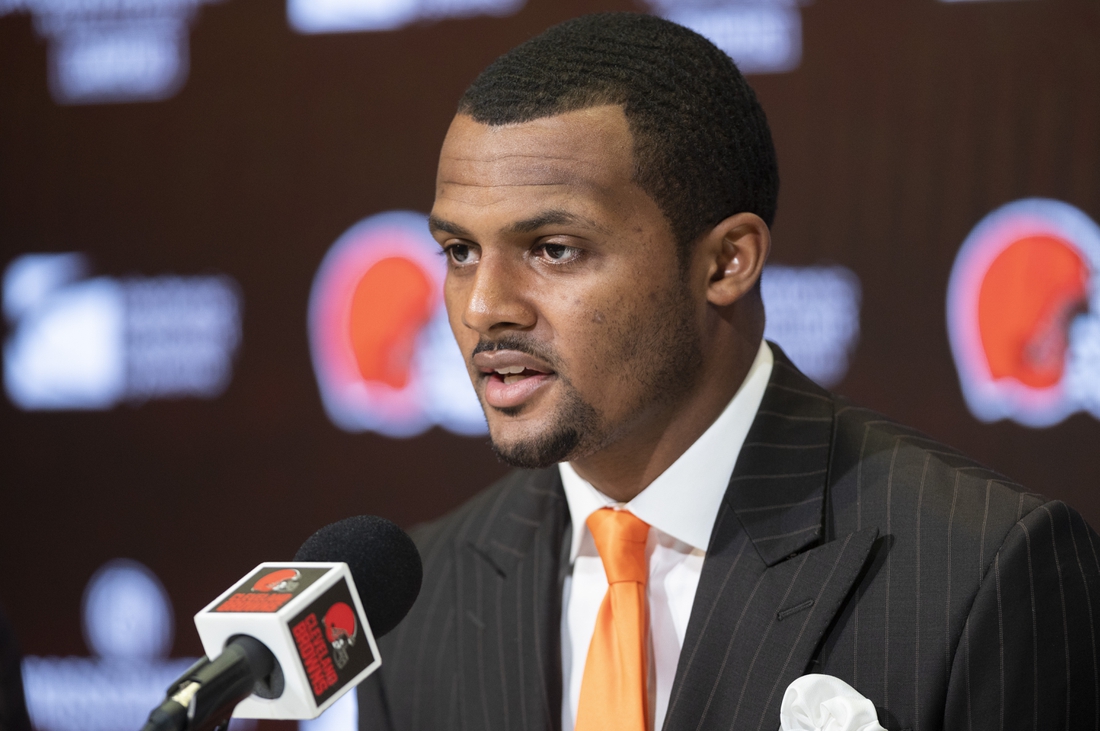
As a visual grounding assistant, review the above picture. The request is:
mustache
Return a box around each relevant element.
[471,335,557,366]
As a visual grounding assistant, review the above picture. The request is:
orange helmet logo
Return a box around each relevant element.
[947,199,1100,426]
[308,211,486,437]
[252,568,301,593]
[322,601,357,669]
[348,257,434,389]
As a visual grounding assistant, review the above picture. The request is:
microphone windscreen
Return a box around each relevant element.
[294,516,422,638]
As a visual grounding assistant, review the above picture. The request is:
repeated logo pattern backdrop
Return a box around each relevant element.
[2,1,1098,730]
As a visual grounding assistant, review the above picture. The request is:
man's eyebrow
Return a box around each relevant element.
[428,210,609,239]
[507,210,608,235]
[427,216,470,237]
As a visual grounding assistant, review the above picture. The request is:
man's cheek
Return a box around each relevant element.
[444,306,471,349]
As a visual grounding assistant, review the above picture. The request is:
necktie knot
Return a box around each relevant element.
[586,508,650,585]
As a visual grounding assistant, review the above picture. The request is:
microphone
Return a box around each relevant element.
[141,516,422,731]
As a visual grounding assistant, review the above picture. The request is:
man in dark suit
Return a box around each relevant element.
[359,13,1100,731]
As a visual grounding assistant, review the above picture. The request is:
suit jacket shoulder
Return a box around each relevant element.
[800,376,1098,730]
[827,397,1043,573]
[658,352,1100,731]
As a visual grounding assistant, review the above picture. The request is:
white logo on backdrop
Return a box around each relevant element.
[0,0,220,104]
[21,560,205,731]
[642,0,808,74]
[286,0,806,75]
[82,560,175,661]
[287,0,523,34]
[762,265,862,387]
[3,253,242,410]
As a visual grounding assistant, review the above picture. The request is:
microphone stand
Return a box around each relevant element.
[141,635,282,731]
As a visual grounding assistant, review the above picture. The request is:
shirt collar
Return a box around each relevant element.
[559,340,774,562]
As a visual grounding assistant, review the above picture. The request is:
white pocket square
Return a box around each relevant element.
[779,674,886,731]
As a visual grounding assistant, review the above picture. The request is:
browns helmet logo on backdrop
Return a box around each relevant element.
[947,198,1100,427]
[308,211,487,438]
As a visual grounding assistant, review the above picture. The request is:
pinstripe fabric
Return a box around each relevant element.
[359,346,1100,730]
[359,468,568,731]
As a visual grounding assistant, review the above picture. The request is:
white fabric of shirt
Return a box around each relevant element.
[558,340,774,731]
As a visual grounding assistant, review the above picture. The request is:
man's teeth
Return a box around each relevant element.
[493,366,546,385]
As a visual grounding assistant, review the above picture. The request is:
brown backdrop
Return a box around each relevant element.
[2,0,1098,694]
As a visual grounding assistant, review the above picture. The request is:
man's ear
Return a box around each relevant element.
[698,212,771,307]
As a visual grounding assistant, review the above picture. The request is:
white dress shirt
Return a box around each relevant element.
[558,340,773,731]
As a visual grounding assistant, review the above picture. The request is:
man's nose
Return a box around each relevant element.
[458,255,536,335]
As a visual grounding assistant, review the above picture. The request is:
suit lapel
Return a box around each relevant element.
[664,348,879,731]
[454,468,567,731]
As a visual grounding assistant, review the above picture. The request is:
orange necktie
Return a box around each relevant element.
[575,508,651,731]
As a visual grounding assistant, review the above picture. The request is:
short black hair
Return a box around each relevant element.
[458,12,779,255]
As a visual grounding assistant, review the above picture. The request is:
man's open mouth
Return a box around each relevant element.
[472,350,556,410]
[489,365,551,385]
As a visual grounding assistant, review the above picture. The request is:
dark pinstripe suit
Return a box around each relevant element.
[359,347,1100,730]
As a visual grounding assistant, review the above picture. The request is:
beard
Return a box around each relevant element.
[488,374,602,469]
[476,276,704,471]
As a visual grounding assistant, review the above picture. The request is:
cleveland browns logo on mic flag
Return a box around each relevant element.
[322,601,357,669]
[308,211,487,437]
[253,568,301,593]
[214,565,328,613]
[947,198,1100,427]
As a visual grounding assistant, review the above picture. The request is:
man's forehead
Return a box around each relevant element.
[436,107,634,190]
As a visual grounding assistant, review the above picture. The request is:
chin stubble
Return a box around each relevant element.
[482,277,703,471]
[488,375,601,470]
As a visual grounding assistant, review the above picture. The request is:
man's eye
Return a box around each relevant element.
[445,244,478,265]
[537,243,580,263]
